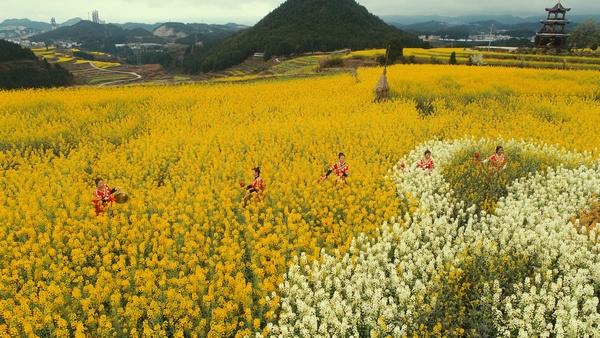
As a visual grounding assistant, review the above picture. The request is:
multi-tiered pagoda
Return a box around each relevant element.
[535,1,571,49]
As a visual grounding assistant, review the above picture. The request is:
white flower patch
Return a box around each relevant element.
[265,139,600,338]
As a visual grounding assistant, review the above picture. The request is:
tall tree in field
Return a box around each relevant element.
[449,51,457,65]
[387,38,404,63]
[570,19,600,49]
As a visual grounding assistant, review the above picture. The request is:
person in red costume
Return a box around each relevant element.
[240,167,266,204]
[92,177,118,216]
[484,146,508,170]
[417,149,435,172]
[319,152,349,185]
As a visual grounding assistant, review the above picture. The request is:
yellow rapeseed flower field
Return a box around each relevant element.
[0,64,599,337]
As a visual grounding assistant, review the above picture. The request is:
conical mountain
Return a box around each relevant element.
[201,0,423,71]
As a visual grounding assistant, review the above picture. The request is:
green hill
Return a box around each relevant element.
[0,39,37,62]
[0,40,72,89]
[199,0,424,72]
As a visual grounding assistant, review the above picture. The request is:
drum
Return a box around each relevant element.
[114,191,129,204]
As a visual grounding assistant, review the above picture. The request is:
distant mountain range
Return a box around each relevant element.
[380,14,600,39]
[1,17,247,50]
[0,18,163,37]
[0,18,53,31]
[0,17,246,35]
[0,18,84,39]
[29,20,245,46]
[393,20,544,38]
[31,20,154,43]
[380,14,600,26]
[0,18,84,30]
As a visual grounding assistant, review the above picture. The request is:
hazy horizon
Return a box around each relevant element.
[1,0,599,25]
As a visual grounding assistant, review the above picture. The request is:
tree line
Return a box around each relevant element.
[0,40,72,89]
[0,39,36,62]
[570,19,600,50]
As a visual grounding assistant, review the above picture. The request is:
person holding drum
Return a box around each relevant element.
[92,177,127,216]
[319,152,349,185]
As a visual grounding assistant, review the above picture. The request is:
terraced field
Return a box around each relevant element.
[32,48,141,86]
[348,48,600,70]
[268,56,321,75]
[405,48,600,70]
[29,46,600,87]
[215,55,324,82]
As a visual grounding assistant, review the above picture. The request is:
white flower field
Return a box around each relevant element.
[268,139,600,337]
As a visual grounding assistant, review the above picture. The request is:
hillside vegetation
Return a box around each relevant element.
[0,39,37,62]
[199,0,424,72]
[0,40,72,89]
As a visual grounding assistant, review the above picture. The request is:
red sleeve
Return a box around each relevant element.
[93,189,101,201]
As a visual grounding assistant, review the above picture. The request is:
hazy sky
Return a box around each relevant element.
[1,0,599,25]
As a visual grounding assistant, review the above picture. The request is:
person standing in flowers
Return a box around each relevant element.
[483,146,508,170]
[318,152,349,185]
[92,177,118,216]
[240,167,266,204]
[417,149,435,172]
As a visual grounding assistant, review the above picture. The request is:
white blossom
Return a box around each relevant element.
[265,139,600,337]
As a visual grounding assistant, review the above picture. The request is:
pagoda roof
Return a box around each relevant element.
[546,2,571,12]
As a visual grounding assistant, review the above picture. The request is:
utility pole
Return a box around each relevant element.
[488,24,495,50]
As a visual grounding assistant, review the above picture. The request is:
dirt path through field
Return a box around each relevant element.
[89,62,142,87]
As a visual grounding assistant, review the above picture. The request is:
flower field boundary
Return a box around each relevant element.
[266,139,600,337]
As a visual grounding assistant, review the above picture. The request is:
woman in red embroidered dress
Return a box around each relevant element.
[483,146,508,170]
[92,177,118,216]
[319,152,349,185]
[417,149,435,172]
[240,167,266,204]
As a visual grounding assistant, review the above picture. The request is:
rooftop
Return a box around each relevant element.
[546,2,571,12]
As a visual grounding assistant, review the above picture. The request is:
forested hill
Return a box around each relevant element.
[0,39,37,62]
[0,40,72,89]
[199,0,425,72]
